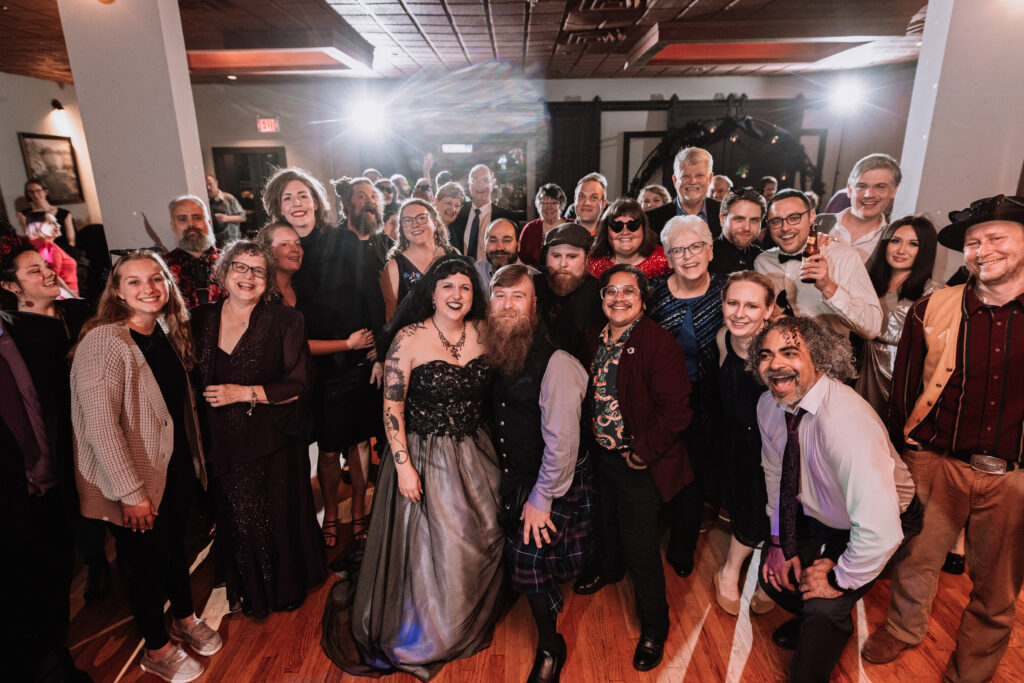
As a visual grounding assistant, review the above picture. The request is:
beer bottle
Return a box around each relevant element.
[800,225,819,284]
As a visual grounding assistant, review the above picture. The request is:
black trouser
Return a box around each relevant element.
[593,447,669,642]
[110,452,196,650]
[13,487,79,682]
[77,516,109,567]
[758,514,874,683]
[667,395,714,569]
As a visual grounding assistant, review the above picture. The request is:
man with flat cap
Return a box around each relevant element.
[533,223,604,362]
[862,195,1024,682]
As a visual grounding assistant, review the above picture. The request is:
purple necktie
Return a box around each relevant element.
[780,408,807,559]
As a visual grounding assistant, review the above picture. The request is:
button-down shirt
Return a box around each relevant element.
[890,283,1024,462]
[590,318,644,467]
[530,349,588,511]
[164,247,226,309]
[829,208,885,262]
[675,196,708,223]
[464,202,493,261]
[759,375,914,589]
[754,241,882,340]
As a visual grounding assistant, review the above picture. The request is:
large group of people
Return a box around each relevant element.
[5,143,1023,683]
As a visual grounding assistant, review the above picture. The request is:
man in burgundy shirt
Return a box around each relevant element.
[862,195,1024,682]
[163,194,225,308]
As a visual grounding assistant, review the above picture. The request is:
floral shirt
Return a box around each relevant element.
[589,317,646,469]
[164,247,226,309]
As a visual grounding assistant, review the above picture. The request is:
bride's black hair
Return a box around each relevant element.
[381,254,488,354]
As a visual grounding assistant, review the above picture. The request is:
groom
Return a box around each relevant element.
[487,263,594,683]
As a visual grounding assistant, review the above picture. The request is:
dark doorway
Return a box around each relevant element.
[211,147,287,235]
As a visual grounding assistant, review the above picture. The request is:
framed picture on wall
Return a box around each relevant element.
[17,133,84,204]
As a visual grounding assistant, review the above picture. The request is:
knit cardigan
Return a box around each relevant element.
[71,321,206,524]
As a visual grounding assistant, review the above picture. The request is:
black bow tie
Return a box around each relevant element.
[778,252,803,264]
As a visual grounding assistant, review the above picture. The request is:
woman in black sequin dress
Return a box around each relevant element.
[192,241,326,618]
[322,256,503,681]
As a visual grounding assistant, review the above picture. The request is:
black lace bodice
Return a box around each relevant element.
[405,358,492,439]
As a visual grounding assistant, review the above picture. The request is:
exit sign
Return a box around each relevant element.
[257,117,280,133]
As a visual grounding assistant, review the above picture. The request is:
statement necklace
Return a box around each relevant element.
[431,316,466,360]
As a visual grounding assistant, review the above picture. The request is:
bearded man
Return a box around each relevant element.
[164,194,225,308]
[487,263,593,683]
[335,176,394,275]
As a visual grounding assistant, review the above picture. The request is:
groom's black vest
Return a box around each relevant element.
[492,330,557,499]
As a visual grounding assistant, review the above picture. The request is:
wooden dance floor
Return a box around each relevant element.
[69,465,1024,682]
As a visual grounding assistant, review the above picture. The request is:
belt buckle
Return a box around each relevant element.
[970,454,1007,476]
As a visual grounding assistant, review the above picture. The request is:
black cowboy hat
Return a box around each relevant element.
[938,194,1024,250]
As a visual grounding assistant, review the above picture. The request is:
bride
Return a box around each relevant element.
[322,255,504,681]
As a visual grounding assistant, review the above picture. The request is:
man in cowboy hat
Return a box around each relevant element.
[861,195,1024,682]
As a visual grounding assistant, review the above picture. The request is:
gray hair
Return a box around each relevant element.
[435,181,465,202]
[744,316,857,383]
[168,194,211,223]
[574,172,607,199]
[673,147,713,176]
[847,153,902,187]
[712,174,733,189]
[661,215,713,248]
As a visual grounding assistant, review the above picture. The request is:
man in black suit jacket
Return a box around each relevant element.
[646,146,722,239]
[1,311,91,682]
[448,164,518,259]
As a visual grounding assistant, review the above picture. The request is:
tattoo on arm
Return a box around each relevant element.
[393,449,409,465]
[384,406,400,435]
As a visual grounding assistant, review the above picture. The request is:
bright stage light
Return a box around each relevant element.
[349,100,389,134]
[828,77,866,115]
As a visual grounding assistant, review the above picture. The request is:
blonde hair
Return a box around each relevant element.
[75,252,195,369]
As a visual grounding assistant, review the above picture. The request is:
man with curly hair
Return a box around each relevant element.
[748,315,916,682]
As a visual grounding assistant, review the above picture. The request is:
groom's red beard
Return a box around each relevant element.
[547,271,585,296]
[486,310,537,376]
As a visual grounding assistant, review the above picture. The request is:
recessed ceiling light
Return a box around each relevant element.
[227,75,238,80]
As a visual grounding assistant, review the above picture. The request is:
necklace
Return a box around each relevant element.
[224,304,250,327]
[431,316,466,360]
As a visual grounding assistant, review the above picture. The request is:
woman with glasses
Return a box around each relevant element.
[588,198,670,279]
[381,198,454,320]
[191,240,326,618]
[582,263,693,672]
[647,215,727,578]
[71,252,220,681]
[519,183,568,267]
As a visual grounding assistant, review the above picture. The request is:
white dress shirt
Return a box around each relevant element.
[754,241,883,340]
[830,208,886,262]
[758,375,916,590]
[464,201,492,261]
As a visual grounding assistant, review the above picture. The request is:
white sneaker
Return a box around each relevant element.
[139,646,204,683]
[169,618,223,656]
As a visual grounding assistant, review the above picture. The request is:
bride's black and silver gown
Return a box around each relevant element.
[322,358,504,681]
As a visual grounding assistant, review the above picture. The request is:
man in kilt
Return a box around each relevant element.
[487,263,595,683]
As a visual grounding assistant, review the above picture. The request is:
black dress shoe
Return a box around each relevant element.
[573,570,624,595]
[84,560,110,603]
[772,617,802,650]
[281,598,304,612]
[942,552,966,575]
[527,634,566,683]
[633,635,664,672]
[672,560,694,578]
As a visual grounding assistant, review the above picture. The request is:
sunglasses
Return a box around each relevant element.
[607,218,644,234]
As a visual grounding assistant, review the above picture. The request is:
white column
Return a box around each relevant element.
[57,0,204,250]
[894,0,1024,279]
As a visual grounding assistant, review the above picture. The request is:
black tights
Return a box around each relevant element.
[526,593,560,651]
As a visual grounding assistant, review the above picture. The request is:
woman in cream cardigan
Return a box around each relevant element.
[71,251,221,683]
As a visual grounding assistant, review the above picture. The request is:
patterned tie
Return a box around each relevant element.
[780,408,807,559]
[467,208,481,259]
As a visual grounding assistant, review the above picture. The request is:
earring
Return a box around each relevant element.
[431,299,436,310]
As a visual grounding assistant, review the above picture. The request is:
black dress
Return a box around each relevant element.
[717,331,770,548]
[192,300,327,618]
[322,358,504,681]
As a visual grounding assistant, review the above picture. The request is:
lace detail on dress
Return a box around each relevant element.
[405,358,492,439]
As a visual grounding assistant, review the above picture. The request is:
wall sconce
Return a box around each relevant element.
[51,99,64,111]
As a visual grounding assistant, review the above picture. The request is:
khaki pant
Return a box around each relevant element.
[885,454,1024,683]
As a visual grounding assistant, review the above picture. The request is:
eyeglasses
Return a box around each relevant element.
[539,200,561,207]
[229,261,267,278]
[401,213,433,227]
[415,183,431,191]
[600,285,640,299]
[607,218,643,234]
[765,209,810,230]
[666,242,708,259]
[377,184,393,192]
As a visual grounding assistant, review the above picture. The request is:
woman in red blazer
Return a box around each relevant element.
[579,263,693,673]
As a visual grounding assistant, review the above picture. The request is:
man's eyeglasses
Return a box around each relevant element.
[607,218,644,234]
[401,213,432,227]
[666,242,708,259]
[765,209,810,230]
[600,285,640,299]
[229,261,267,279]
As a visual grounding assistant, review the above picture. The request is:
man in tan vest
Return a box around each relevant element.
[862,195,1024,682]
